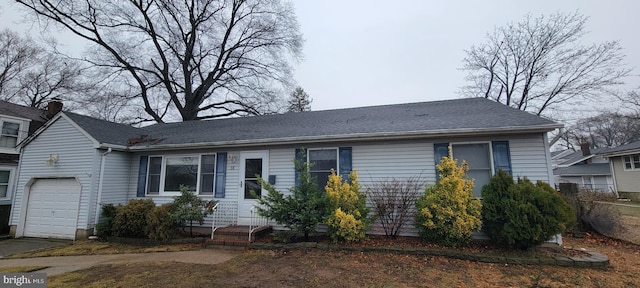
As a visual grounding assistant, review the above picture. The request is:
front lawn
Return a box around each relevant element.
[8,240,202,259]
[47,233,640,288]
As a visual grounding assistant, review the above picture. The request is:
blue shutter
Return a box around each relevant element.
[492,141,512,175]
[294,148,306,187]
[338,147,352,181]
[433,143,449,181]
[136,156,148,197]
[215,152,227,198]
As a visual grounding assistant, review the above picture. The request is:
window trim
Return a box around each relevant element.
[145,153,216,196]
[623,154,640,171]
[448,141,495,198]
[0,169,12,200]
[0,119,22,150]
[307,147,340,187]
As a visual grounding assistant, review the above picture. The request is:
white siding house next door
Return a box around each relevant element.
[24,178,80,239]
[237,151,268,225]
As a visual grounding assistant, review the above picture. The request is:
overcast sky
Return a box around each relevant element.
[1,0,638,112]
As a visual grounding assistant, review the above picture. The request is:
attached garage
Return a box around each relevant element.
[23,178,81,239]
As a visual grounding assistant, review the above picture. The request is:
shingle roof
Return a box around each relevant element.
[553,163,611,176]
[64,112,150,147]
[599,140,640,156]
[554,148,608,167]
[60,97,561,149]
[0,100,46,122]
[138,98,560,147]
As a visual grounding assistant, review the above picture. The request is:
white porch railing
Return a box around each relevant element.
[211,201,238,239]
[249,205,269,242]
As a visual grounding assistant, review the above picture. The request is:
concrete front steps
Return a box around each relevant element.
[206,225,272,248]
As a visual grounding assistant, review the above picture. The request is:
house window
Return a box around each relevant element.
[623,155,640,170]
[199,155,216,195]
[0,121,20,148]
[450,143,492,198]
[146,154,216,195]
[582,176,593,189]
[0,170,9,198]
[308,149,338,189]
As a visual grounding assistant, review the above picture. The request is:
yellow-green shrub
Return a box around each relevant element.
[325,170,371,242]
[415,149,482,246]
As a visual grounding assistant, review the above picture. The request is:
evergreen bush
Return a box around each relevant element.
[482,171,575,249]
[111,199,155,238]
[415,149,482,246]
[146,203,180,241]
[95,203,117,237]
[255,152,327,241]
[325,170,371,242]
[170,186,217,237]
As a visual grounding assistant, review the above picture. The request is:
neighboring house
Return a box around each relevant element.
[9,98,561,240]
[0,100,61,235]
[599,140,640,201]
[552,143,614,193]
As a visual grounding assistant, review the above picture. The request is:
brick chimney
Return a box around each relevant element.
[580,142,591,156]
[46,99,63,119]
[580,141,592,164]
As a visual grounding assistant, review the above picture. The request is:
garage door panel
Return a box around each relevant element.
[24,179,80,239]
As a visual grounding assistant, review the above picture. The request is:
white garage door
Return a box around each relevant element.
[24,178,81,239]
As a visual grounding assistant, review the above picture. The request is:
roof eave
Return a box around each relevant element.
[600,148,640,158]
[128,124,561,151]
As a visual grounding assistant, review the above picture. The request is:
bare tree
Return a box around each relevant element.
[0,29,88,108]
[17,0,303,123]
[461,12,630,116]
[621,88,640,118]
[286,86,311,112]
[565,112,640,148]
[0,29,39,100]
[367,177,423,238]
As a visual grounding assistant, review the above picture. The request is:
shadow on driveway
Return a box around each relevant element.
[0,238,71,258]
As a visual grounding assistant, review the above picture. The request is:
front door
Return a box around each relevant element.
[238,151,268,225]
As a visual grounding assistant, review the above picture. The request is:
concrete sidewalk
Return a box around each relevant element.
[0,249,240,276]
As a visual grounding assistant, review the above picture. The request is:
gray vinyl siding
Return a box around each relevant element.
[10,117,100,230]
[611,156,640,193]
[507,135,552,183]
[120,132,553,234]
[97,151,132,219]
[352,142,433,186]
[269,148,295,192]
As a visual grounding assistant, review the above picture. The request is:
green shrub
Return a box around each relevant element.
[146,203,180,241]
[272,231,296,243]
[415,150,482,247]
[170,186,217,237]
[482,171,576,250]
[325,169,371,242]
[255,151,327,241]
[111,199,156,238]
[95,203,117,237]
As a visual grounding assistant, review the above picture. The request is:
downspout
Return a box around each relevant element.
[608,157,619,198]
[94,147,112,234]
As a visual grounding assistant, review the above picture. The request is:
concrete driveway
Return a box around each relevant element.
[0,238,71,258]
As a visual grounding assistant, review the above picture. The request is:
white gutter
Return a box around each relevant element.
[94,147,112,234]
[127,124,562,151]
[600,148,640,158]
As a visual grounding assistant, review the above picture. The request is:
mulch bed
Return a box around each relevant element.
[255,233,592,258]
